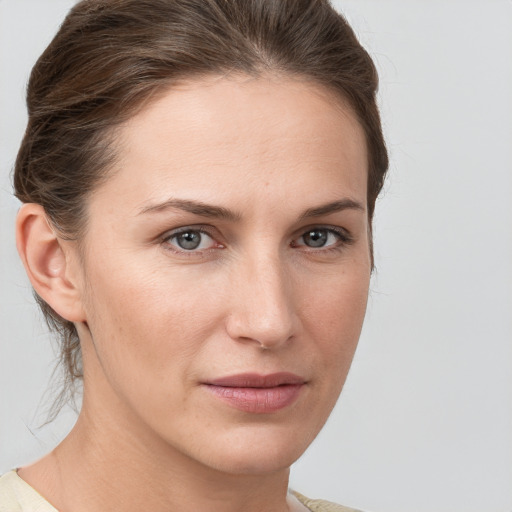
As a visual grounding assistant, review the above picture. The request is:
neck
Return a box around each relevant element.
[19,389,292,512]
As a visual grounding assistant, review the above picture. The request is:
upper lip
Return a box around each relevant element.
[205,372,306,388]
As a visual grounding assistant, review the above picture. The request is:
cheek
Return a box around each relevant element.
[300,264,370,380]
[288,264,370,439]
[80,256,219,386]
[303,263,370,336]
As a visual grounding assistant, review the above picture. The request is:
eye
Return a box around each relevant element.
[293,227,350,249]
[164,229,217,252]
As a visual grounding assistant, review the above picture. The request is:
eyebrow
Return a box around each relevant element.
[299,198,365,219]
[138,197,364,221]
[138,198,241,221]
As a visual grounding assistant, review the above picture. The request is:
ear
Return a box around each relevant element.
[16,203,86,323]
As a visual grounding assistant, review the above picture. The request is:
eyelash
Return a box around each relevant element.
[160,225,354,257]
[292,226,354,253]
[161,227,222,257]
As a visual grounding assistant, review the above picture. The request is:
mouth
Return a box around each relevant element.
[202,372,306,413]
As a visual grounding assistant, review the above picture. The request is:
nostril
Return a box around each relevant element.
[257,334,293,350]
[225,309,296,349]
[224,264,298,348]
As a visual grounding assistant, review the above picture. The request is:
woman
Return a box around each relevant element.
[0,0,387,511]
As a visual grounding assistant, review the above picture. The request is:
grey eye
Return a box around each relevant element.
[302,229,329,247]
[164,228,219,254]
[174,231,203,250]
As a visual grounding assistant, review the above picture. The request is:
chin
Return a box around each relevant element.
[203,448,299,476]
[193,423,319,475]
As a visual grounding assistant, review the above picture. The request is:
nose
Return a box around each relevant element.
[225,253,298,350]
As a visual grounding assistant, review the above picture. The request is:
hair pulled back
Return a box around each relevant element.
[13,0,388,410]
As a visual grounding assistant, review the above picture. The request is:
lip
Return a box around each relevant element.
[202,372,306,414]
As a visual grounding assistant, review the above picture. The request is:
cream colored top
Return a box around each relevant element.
[0,470,361,512]
[0,471,58,512]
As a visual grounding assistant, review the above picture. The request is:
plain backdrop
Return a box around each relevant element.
[1,1,511,512]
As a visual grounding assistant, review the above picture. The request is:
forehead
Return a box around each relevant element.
[94,73,368,215]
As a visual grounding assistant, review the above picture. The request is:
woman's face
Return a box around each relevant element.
[73,74,370,474]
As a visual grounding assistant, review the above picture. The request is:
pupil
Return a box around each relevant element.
[304,229,327,247]
[177,231,201,250]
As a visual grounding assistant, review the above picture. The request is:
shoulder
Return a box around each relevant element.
[0,472,23,512]
[0,471,57,512]
[291,490,365,512]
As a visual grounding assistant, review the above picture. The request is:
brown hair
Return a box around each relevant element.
[13,0,388,413]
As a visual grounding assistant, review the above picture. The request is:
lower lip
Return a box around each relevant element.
[203,384,304,413]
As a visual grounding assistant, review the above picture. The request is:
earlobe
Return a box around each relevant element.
[16,203,86,323]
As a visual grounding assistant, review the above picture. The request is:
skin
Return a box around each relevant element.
[16,73,371,512]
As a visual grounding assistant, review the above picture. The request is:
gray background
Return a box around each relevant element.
[1,1,511,511]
